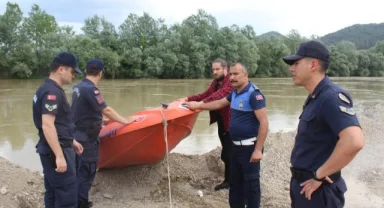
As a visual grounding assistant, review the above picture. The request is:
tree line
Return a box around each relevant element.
[1,2,384,79]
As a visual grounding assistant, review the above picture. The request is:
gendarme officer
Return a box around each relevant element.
[71,59,137,208]
[33,52,84,208]
[282,40,365,208]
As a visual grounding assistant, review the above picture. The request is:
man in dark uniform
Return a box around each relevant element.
[71,59,137,208]
[178,58,233,191]
[185,63,269,208]
[32,52,84,208]
[282,40,365,208]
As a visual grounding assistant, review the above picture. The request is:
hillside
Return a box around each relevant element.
[320,23,384,49]
[259,31,284,38]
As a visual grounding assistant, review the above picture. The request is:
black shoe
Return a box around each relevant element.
[78,200,93,208]
[214,181,230,191]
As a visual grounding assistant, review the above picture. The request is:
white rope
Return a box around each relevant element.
[160,107,172,208]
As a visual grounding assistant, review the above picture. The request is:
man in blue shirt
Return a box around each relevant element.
[32,52,84,208]
[282,40,365,208]
[185,63,269,208]
[71,59,137,208]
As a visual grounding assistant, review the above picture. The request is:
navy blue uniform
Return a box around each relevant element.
[71,78,107,204]
[226,81,266,208]
[33,78,77,208]
[290,76,360,208]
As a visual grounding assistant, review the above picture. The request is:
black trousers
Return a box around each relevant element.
[217,116,232,182]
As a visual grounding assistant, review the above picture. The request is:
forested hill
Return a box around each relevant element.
[320,23,384,49]
[258,31,284,38]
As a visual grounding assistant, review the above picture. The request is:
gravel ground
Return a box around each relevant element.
[1,104,383,208]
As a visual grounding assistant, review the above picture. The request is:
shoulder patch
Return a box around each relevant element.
[338,93,350,104]
[47,94,56,101]
[95,94,104,104]
[339,106,355,115]
[94,90,100,95]
[73,87,80,97]
[256,95,263,100]
[45,104,57,111]
[33,94,37,103]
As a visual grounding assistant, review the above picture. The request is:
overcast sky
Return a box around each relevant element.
[1,0,383,37]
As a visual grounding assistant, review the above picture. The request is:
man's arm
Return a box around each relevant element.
[41,92,66,172]
[84,88,134,125]
[254,108,269,152]
[42,114,65,162]
[102,106,134,125]
[249,91,268,157]
[316,126,364,178]
[315,94,364,179]
[186,80,216,102]
[186,97,230,111]
[202,78,233,103]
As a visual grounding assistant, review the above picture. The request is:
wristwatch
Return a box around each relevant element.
[312,171,326,182]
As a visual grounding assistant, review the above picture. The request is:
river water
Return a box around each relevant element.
[0,77,383,172]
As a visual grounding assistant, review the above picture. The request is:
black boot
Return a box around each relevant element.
[78,200,93,208]
[215,162,230,191]
[214,180,230,191]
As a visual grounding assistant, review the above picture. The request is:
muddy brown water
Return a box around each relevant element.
[0,77,383,172]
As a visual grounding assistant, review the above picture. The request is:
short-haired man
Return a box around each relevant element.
[185,63,269,208]
[282,40,365,208]
[32,52,84,208]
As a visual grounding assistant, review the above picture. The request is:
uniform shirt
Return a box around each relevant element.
[71,78,108,141]
[32,78,75,153]
[291,76,361,171]
[226,82,266,140]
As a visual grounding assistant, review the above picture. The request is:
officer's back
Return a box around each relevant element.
[71,59,111,208]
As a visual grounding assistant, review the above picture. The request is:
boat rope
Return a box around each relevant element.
[160,106,173,208]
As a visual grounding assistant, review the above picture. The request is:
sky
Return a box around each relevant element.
[0,0,383,37]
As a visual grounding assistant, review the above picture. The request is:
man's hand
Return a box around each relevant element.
[103,118,110,125]
[73,140,83,155]
[250,149,263,162]
[184,101,203,110]
[177,97,188,103]
[55,155,67,173]
[133,115,143,122]
[300,177,333,200]
[122,115,142,125]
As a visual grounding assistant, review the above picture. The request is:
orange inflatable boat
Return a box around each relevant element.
[97,101,200,169]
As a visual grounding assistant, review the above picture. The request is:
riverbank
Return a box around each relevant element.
[1,104,384,208]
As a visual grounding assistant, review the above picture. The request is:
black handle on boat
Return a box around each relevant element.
[181,103,189,109]
[160,103,169,109]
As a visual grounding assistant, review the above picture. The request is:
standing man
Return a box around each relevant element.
[185,63,269,208]
[32,52,84,208]
[71,59,137,208]
[179,58,233,191]
[282,40,365,208]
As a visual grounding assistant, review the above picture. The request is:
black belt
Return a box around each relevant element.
[290,167,341,183]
